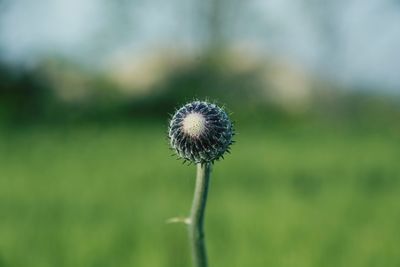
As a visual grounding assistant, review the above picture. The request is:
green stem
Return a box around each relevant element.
[189,163,211,267]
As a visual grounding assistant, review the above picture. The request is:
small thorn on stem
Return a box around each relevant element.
[166,217,191,225]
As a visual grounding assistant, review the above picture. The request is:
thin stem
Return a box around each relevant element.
[189,163,211,267]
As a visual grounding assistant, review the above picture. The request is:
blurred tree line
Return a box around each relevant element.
[1,55,399,129]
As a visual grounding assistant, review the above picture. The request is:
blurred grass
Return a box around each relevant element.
[0,122,400,267]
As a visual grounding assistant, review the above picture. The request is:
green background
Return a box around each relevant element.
[1,120,399,267]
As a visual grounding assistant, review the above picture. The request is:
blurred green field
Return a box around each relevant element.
[0,122,399,267]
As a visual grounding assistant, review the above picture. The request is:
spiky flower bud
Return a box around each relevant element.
[168,101,234,164]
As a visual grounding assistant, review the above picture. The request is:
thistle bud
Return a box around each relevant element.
[168,101,234,164]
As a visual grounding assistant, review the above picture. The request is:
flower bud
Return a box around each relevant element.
[169,101,234,164]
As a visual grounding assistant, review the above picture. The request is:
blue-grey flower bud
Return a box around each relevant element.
[168,101,234,164]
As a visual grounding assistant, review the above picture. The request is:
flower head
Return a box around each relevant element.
[168,101,234,164]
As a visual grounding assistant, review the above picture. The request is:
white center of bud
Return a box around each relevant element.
[182,112,206,137]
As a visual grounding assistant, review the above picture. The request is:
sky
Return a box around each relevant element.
[0,0,399,92]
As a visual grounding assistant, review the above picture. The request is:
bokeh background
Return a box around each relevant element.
[1,0,400,266]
